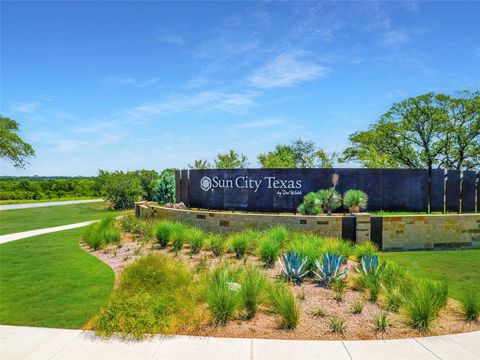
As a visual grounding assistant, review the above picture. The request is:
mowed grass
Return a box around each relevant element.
[381,249,480,300]
[0,228,114,328]
[0,202,122,235]
[0,197,99,205]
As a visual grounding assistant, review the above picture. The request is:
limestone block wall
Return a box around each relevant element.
[382,214,480,251]
[136,202,342,237]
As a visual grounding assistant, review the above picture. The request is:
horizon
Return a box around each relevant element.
[1,1,479,176]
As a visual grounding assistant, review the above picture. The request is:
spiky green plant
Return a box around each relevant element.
[208,234,226,257]
[258,237,281,267]
[313,253,349,285]
[185,227,205,254]
[297,192,322,215]
[311,306,328,318]
[322,239,353,260]
[155,221,175,247]
[460,291,479,321]
[228,232,249,258]
[351,301,363,314]
[354,241,378,262]
[288,233,324,271]
[268,283,300,329]
[240,266,267,319]
[374,311,390,333]
[343,189,368,212]
[329,317,346,334]
[278,252,309,283]
[331,277,346,302]
[265,225,289,248]
[403,279,448,331]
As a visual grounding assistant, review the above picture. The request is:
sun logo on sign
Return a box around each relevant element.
[200,176,212,191]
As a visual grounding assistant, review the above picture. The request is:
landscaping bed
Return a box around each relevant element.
[79,215,480,340]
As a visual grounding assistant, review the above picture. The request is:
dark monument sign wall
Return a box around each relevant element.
[173,168,476,213]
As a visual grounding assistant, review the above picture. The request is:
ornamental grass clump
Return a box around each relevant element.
[288,233,324,271]
[240,266,267,319]
[207,265,242,325]
[403,279,448,331]
[460,290,479,321]
[185,227,205,254]
[258,237,281,267]
[265,225,289,248]
[343,189,368,213]
[353,241,379,262]
[155,221,175,247]
[374,311,390,333]
[322,238,353,260]
[171,225,186,253]
[381,262,410,312]
[357,255,387,302]
[268,282,300,329]
[329,317,346,334]
[228,232,249,259]
[83,217,120,250]
[351,301,363,314]
[93,254,203,339]
[208,233,227,257]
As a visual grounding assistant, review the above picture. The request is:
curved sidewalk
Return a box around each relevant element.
[0,221,98,245]
[0,325,478,360]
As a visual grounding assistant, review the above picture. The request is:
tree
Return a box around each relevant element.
[188,159,211,169]
[154,169,176,204]
[258,139,336,168]
[441,91,480,170]
[96,170,143,210]
[0,116,35,168]
[341,91,480,172]
[342,93,450,177]
[137,169,159,201]
[214,150,248,169]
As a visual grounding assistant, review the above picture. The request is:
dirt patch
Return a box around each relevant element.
[82,233,480,340]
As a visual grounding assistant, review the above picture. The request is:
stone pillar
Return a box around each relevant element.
[354,213,371,244]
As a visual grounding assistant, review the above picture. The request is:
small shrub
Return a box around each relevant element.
[354,241,378,262]
[117,213,141,233]
[322,238,353,260]
[297,192,322,215]
[460,291,479,321]
[209,234,226,257]
[351,301,363,314]
[185,227,205,254]
[206,266,242,326]
[329,317,346,334]
[278,252,309,283]
[374,311,390,333]
[343,189,368,212]
[403,279,448,331]
[317,187,342,214]
[228,232,249,258]
[258,237,281,267]
[269,283,300,329]
[311,306,328,318]
[240,266,267,319]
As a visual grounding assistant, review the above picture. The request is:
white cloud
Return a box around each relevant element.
[381,30,410,48]
[236,119,285,128]
[10,103,39,114]
[248,51,328,89]
[101,76,158,87]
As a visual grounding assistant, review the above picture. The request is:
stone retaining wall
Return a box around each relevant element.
[381,214,480,251]
[135,202,480,251]
[136,202,342,237]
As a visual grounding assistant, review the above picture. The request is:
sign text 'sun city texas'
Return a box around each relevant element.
[200,175,302,197]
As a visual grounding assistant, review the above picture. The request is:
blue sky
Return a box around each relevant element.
[1,1,479,176]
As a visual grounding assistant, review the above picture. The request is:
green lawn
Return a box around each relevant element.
[0,202,124,235]
[381,249,480,300]
[0,228,114,328]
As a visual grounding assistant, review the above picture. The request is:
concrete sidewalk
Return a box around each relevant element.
[0,199,104,211]
[0,325,478,360]
[0,220,98,245]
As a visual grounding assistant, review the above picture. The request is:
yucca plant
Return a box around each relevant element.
[278,252,309,283]
[240,266,267,319]
[343,189,368,213]
[460,290,479,321]
[317,187,342,215]
[268,283,300,329]
[313,253,349,286]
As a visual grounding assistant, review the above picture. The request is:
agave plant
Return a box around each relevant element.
[278,252,309,283]
[358,255,382,275]
[313,253,349,285]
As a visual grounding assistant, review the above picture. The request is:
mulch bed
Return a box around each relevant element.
[81,233,480,340]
